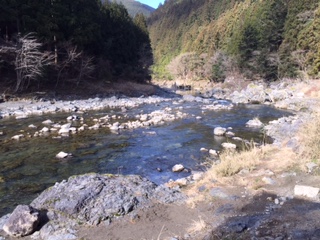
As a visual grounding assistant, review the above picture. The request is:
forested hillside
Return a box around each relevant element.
[0,0,151,92]
[149,0,320,81]
[104,0,155,17]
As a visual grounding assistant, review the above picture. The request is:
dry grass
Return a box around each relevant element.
[298,113,320,166]
[187,216,207,234]
[214,145,264,177]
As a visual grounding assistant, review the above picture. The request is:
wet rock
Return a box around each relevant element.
[56,151,72,159]
[11,134,24,140]
[3,205,39,237]
[200,148,208,152]
[172,164,185,172]
[214,127,226,136]
[294,185,320,199]
[228,222,247,233]
[28,124,37,129]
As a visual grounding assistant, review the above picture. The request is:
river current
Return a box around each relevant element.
[0,97,292,215]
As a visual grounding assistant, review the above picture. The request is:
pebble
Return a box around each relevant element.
[262,177,276,185]
[42,119,53,125]
[172,164,184,172]
[221,142,237,149]
[11,134,24,140]
[56,152,72,159]
[209,149,218,156]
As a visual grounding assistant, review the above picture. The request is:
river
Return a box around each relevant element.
[0,96,292,216]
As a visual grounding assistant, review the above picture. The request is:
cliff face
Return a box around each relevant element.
[148,0,320,81]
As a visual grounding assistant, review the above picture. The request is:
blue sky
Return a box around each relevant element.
[136,0,165,9]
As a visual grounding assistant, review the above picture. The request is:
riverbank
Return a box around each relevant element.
[1,79,320,239]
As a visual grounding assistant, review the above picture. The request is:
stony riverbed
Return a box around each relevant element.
[1,79,318,240]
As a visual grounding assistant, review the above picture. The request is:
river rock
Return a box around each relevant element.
[30,174,184,229]
[214,127,227,136]
[42,119,54,125]
[209,149,218,156]
[246,118,263,128]
[40,127,50,133]
[221,142,237,149]
[3,205,40,237]
[225,131,235,137]
[58,123,71,134]
[11,134,24,140]
[172,164,185,172]
[56,151,72,159]
[183,95,196,102]
[28,124,37,129]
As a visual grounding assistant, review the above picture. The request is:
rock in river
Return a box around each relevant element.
[172,164,185,172]
[214,127,227,136]
[55,151,72,159]
[246,118,264,128]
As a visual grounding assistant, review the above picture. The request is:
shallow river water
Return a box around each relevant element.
[0,97,292,215]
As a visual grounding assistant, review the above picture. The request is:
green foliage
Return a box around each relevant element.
[149,0,320,81]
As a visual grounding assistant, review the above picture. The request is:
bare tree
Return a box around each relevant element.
[56,44,82,87]
[15,33,54,92]
[77,55,94,86]
[56,43,95,87]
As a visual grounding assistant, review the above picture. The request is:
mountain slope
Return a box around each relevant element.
[149,0,320,81]
[102,0,155,17]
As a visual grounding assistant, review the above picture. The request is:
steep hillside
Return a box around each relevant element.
[149,0,320,81]
[102,0,155,16]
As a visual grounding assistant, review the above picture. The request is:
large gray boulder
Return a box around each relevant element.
[3,205,40,237]
[31,174,184,226]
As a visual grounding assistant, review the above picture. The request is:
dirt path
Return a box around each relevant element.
[76,169,320,240]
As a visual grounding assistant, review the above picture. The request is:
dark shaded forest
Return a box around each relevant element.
[149,0,320,82]
[0,0,151,93]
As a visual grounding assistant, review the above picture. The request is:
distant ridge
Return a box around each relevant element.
[102,0,155,17]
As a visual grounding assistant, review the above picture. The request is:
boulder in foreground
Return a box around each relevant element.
[3,205,39,237]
